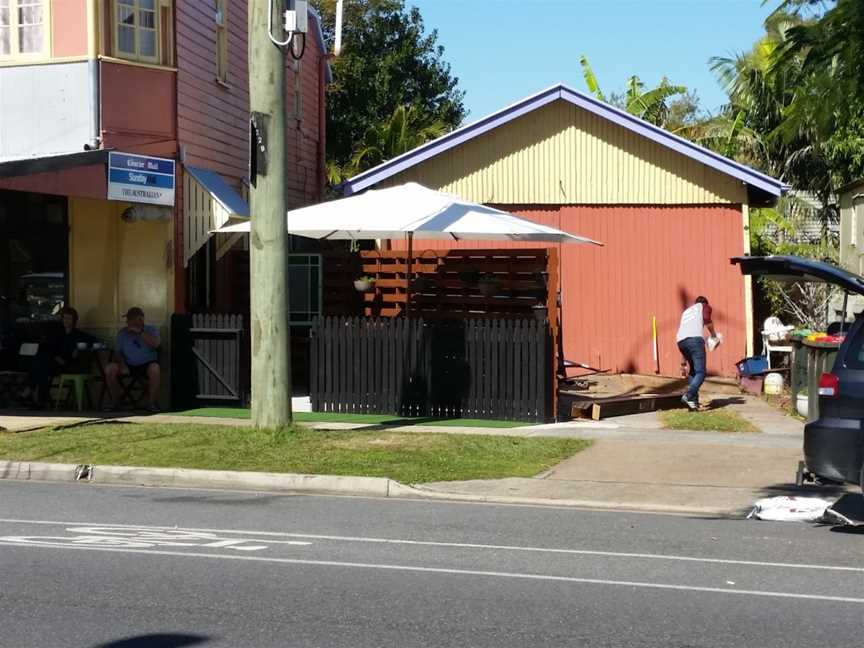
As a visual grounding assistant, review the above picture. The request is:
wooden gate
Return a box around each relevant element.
[171,313,248,408]
[310,316,551,422]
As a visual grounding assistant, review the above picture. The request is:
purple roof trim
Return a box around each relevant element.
[308,9,333,84]
[342,83,785,198]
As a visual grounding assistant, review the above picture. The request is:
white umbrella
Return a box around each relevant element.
[216,182,601,315]
[216,182,601,245]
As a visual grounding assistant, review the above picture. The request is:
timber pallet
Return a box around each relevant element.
[568,392,686,421]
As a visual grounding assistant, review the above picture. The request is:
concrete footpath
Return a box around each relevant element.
[0,394,847,517]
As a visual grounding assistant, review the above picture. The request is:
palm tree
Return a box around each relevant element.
[578,55,687,129]
[345,104,448,177]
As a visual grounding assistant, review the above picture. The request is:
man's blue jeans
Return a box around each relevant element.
[677,337,706,402]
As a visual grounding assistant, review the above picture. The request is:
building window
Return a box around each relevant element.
[114,0,172,64]
[0,0,48,59]
[215,0,228,83]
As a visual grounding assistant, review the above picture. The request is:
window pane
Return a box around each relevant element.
[140,9,155,29]
[118,24,135,53]
[118,4,135,26]
[139,0,155,9]
[18,4,43,26]
[0,27,8,56]
[19,25,42,53]
[0,5,8,27]
[139,29,155,57]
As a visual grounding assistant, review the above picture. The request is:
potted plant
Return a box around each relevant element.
[354,276,375,292]
[477,273,500,297]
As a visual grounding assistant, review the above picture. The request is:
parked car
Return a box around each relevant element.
[732,255,864,491]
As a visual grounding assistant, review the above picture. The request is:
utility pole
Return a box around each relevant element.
[249,0,291,428]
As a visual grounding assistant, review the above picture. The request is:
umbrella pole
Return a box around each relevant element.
[406,231,413,318]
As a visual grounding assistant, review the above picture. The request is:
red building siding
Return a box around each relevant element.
[101,61,177,157]
[176,3,325,200]
[394,204,746,377]
[176,1,250,183]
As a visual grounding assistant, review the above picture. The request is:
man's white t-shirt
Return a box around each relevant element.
[677,303,708,342]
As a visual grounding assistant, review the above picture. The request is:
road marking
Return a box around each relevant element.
[0,517,859,575]
[1,539,863,605]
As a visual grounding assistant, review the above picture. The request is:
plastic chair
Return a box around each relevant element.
[54,374,92,412]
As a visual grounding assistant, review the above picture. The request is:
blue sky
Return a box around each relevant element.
[408,0,779,123]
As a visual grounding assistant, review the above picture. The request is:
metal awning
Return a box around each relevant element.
[0,150,110,178]
[183,165,249,266]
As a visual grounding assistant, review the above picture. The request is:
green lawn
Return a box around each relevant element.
[174,407,528,429]
[0,423,591,484]
[660,409,759,433]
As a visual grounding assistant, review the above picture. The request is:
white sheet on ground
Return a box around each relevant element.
[747,496,834,522]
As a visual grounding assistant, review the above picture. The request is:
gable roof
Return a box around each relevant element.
[341,83,786,202]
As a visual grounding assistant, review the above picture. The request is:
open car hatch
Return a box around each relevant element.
[731,255,864,296]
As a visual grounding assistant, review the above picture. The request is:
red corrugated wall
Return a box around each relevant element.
[393,204,747,377]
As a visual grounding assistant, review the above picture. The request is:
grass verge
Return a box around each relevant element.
[660,409,759,433]
[0,423,591,484]
[174,408,528,429]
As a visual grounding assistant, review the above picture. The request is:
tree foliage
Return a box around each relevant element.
[327,104,447,183]
[311,0,466,172]
[579,55,689,129]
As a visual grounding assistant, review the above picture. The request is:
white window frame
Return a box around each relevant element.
[113,0,161,64]
[0,0,50,62]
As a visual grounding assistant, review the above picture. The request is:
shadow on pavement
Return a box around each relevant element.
[703,397,747,410]
[90,634,209,648]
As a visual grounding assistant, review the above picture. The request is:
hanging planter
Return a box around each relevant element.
[354,276,376,292]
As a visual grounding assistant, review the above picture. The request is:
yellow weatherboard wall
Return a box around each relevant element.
[380,100,748,205]
[68,197,172,339]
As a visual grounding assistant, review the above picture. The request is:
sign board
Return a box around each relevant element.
[107,152,175,206]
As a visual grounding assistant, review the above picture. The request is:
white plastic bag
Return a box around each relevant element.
[707,333,723,351]
[747,496,833,522]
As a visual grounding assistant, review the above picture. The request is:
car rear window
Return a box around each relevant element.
[842,323,864,369]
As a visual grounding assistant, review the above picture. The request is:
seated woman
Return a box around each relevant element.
[24,307,97,408]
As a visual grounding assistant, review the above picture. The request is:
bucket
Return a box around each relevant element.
[796,393,809,418]
[764,372,784,395]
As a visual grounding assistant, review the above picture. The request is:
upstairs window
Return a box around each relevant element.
[114,0,167,64]
[215,0,228,83]
[0,0,48,60]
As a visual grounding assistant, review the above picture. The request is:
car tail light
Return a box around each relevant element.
[818,373,840,398]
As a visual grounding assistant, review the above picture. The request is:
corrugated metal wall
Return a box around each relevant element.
[393,204,746,377]
[381,100,747,205]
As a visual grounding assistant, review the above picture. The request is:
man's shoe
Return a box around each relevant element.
[145,403,160,414]
[681,394,698,411]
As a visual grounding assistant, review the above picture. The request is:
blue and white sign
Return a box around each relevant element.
[107,152,176,206]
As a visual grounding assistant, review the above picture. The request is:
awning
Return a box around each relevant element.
[183,165,249,266]
[0,150,110,178]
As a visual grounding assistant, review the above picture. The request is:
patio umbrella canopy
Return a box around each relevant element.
[215,182,601,245]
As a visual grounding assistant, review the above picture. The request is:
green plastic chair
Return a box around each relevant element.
[54,374,92,412]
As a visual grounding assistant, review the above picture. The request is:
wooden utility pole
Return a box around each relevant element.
[249,0,292,428]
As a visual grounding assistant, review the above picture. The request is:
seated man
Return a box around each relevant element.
[105,307,161,412]
[24,307,96,408]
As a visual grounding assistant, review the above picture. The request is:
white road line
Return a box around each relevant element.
[0,539,862,605]
[0,517,859,574]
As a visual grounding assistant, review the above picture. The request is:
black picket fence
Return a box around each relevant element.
[310,316,552,423]
[171,313,249,410]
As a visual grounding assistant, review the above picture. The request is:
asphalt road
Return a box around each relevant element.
[1,481,863,648]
